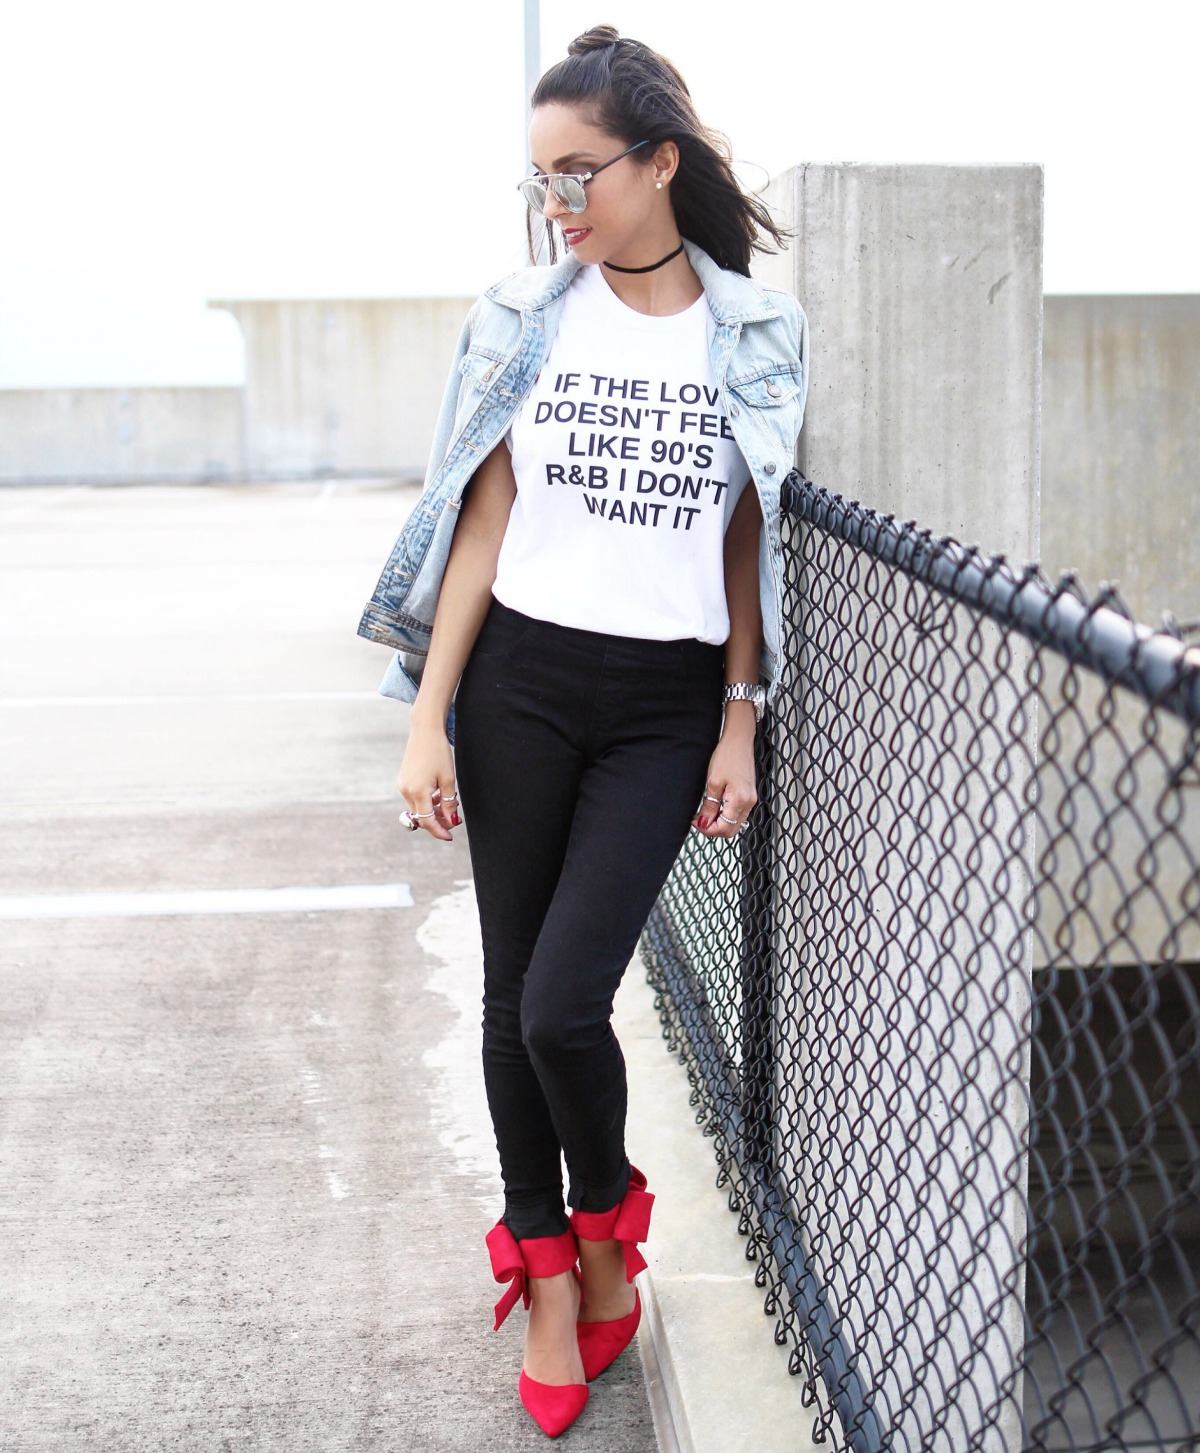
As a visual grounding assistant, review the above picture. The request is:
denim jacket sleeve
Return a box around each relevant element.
[421,299,481,491]
[362,299,484,745]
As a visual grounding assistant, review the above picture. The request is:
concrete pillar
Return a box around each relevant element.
[751,164,1043,1453]
[757,163,1041,553]
[209,298,475,479]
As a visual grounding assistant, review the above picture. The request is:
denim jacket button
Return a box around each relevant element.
[729,403,739,417]
[764,461,777,475]
[766,381,781,397]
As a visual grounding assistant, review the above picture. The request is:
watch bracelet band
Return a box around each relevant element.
[722,681,765,724]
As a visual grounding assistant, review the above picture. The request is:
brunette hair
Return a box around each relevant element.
[526,24,790,275]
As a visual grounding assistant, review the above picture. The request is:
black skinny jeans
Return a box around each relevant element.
[453,594,725,1239]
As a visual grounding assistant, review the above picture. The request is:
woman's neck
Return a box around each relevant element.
[596,251,703,316]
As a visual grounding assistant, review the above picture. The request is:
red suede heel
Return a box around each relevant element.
[486,1221,589,1437]
[577,1286,643,1381]
[517,1371,589,1437]
[571,1165,655,1381]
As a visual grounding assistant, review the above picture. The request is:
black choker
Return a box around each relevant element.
[602,242,684,274]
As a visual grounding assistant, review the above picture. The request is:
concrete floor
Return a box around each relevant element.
[0,479,659,1451]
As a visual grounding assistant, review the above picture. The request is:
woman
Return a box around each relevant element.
[358,25,809,1438]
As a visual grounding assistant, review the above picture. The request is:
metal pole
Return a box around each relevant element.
[523,0,539,169]
[738,721,775,1171]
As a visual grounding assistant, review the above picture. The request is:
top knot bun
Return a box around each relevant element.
[567,24,622,55]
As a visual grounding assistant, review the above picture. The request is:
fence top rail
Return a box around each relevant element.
[782,472,1200,726]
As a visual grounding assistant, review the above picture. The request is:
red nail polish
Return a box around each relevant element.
[699,816,712,830]
[452,812,461,826]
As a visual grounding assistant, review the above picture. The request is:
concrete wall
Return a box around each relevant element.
[1042,295,1200,623]
[0,386,243,484]
[208,297,474,479]
[1038,297,1200,979]
[0,297,473,486]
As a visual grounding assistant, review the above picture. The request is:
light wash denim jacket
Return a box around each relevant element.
[357,238,809,745]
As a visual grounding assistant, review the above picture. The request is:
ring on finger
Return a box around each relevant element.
[716,811,743,827]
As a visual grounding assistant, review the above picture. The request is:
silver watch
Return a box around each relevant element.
[722,681,766,724]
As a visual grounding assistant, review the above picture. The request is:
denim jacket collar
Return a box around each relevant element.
[484,237,783,326]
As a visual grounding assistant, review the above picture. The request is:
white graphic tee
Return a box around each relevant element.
[491,262,751,644]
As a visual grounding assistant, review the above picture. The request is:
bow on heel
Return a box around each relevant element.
[570,1165,655,1381]
[486,1220,588,1437]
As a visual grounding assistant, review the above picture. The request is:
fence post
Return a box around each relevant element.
[737,722,775,1174]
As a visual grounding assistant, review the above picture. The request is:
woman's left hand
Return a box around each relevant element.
[692,733,757,839]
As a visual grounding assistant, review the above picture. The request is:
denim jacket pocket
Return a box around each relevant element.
[458,347,505,392]
[726,367,803,410]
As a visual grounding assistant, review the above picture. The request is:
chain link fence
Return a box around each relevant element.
[640,472,1200,1453]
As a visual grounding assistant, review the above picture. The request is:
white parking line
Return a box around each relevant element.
[0,883,413,920]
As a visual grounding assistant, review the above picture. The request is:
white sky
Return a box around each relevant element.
[0,0,1197,388]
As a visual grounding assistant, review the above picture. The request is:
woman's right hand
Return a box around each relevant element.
[397,712,460,842]
[391,438,517,844]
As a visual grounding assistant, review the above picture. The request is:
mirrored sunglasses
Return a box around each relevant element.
[517,139,651,216]
[518,173,590,215]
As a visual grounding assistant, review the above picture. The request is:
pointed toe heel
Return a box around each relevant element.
[576,1286,642,1381]
[518,1370,590,1437]
[571,1165,655,1381]
[486,1220,589,1437]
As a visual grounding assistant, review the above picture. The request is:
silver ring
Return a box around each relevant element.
[716,811,742,827]
[439,793,459,806]
[702,793,723,805]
